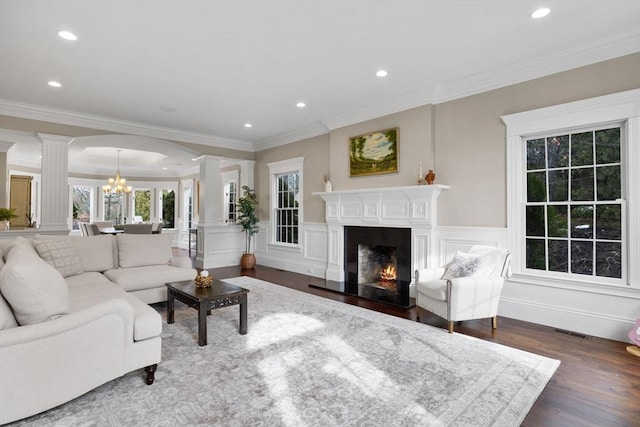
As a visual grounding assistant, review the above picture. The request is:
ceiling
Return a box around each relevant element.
[1,0,639,176]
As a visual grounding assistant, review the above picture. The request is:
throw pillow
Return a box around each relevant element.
[35,234,116,272]
[34,239,84,278]
[0,293,18,330]
[0,247,69,325]
[441,251,481,280]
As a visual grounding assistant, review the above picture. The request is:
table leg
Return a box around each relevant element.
[198,301,208,346]
[239,294,248,335]
[167,290,174,324]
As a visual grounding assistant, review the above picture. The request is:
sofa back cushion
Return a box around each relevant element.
[0,246,69,325]
[35,234,117,272]
[34,239,84,278]
[116,233,173,268]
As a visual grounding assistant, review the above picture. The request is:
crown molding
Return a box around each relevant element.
[253,122,330,152]
[432,26,640,104]
[0,99,255,152]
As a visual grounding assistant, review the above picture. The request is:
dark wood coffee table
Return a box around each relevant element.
[166,279,249,346]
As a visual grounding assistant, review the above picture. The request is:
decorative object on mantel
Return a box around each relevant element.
[425,169,436,185]
[195,270,213,288]
[348,128,398,177]
[417,161,425,185]
[237,185,259,269]
[323,175,333,192]
[0,208,18,231]
[627,318,640,357]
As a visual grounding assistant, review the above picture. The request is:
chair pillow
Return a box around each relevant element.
[34,239,84,278]
[441,251,480,280]
[0,247,69,325]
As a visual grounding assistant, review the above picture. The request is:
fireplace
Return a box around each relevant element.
[344,226,412,307]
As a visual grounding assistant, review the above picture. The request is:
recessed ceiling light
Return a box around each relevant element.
[191,158,198,161]
[376,70,388,77]
[48,81,62,88]
[296,102,306,108]
[57,30,78,41]
[244,123,253,128]
[162,167,168,170]
[531,8,550,19]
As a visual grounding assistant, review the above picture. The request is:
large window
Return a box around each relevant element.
[161,189,175,229]
[525,126,623,279]
[225,181,237,224]
[134,189,151,222]
[72,185,92,230]
[268,157,304,247]
[503,89,639,289]
[184,186,193,229]
[275,172,299,244]
[103,193,123,224]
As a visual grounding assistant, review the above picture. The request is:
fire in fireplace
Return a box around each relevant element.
[344,226,412,307]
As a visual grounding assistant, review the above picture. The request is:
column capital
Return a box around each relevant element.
[36,133,74,145]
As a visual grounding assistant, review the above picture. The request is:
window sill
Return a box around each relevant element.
[268,243,302,254]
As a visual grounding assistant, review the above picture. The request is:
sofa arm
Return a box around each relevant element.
[0,298,135,349]
[170,256,193,269]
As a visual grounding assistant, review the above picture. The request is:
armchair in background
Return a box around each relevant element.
[413,245,511,333]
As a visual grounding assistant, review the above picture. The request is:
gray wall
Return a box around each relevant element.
[254,53,640,227]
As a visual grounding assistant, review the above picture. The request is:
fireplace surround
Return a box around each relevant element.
[314,185,449,305]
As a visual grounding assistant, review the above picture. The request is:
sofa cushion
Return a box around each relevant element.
[0,247,69,325]
[34,239,84,278]
[35,234,117,272]
[104,264,196,292]
[116,234,173,268]
[67,277,161,341]
[0,292,18,330]
[441,251,480,280]
[2,236,35,258]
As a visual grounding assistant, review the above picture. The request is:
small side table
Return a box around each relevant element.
[166,279,249,346]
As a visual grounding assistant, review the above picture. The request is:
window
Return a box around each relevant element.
[184,186,193,229]
[161,189,175,229]
[134,189,151,222]
[503,89,639,288]
[72,185,92,230]
[275,172,299,244]
[268,157,304,247]
[103,193,123,224]
[225,181,237,224]
[525,126,623,279]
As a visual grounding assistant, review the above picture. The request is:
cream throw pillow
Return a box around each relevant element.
[34,239,84,278]
[441,251,481,280]
[116,234,173,268]
[0,247,69,325]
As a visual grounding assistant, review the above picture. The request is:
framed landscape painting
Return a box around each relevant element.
[349,128,398,177]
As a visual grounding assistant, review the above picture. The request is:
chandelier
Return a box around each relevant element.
[102,149,132,194]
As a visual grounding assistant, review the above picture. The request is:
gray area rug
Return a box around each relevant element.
[15,277,560,426]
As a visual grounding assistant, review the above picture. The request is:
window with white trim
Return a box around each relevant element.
[525,126,623,279]
[268,157,304,247]
[503,89,639,288]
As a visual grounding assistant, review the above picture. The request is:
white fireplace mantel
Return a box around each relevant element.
[313,184,449,228]
[314,184,449,282]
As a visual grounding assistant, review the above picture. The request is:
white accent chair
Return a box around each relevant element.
[413,245,511,333]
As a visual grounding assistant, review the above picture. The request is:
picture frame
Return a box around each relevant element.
[348,127,398,177]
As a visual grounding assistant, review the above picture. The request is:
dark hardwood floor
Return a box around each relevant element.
[184,253,640,426]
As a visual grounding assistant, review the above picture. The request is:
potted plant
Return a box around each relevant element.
[236,186,259,269]
[0,208,18,231]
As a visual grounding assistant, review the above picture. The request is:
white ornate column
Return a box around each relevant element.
[37,133,72,233]
[196,155,228,269]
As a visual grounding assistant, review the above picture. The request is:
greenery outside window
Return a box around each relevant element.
[134,189,151,222]
[72,185,92,230]
[161,189,175,228]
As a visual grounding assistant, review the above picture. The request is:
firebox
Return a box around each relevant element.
[344,226,413,307]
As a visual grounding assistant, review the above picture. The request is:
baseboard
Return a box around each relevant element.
[499,296,633,343]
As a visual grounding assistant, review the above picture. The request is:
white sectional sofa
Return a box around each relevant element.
[0,233,196,425]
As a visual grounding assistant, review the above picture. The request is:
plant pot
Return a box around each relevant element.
[240,253,256,269]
